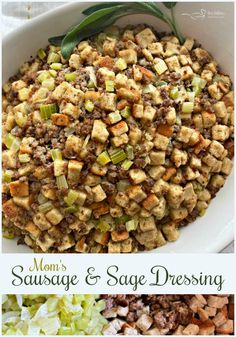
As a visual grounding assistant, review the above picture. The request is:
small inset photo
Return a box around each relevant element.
[2,2,234,254]
[2,294,234,335]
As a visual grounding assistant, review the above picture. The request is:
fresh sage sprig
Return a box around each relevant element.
[49,2,185,59]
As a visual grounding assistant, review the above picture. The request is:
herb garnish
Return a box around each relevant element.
[49,2,184,59]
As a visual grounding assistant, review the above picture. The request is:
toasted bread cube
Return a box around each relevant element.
[183,37,194,50]
[170,207,188,221]
[221,157,233,175]
[216,320,234,335]
[210,174,225,189]
[136,314,153,332]
[41,185,57,200]
[103,39,117,57]
[183,324,199,335]
[111,230,129,242]
[149,166,165,180]
[115,73,128,88]
[153,178,169,195]
[132,104,144,118]
[13,196,30,210]
[51,113,69,126]
[212,124,230,141]
[36,233,55,252]
[19,137,34,154]
[92,184,107,202]
[139,216,156,232]
[176,126,193,143]
[212,311,227,328]
[115,191,129,208]
[162,222,179,241]
[150,151,167,166]
[154,134,169,150]
[3,199,20,219]
[136,28,156,48]
[75,191,87,206]
[151,196,166,219]
[33,212,52,230]
[179,65,193,80]
[65,135,83,154]
[9,180,29,197]
[2,150,17,168]
[52,82,84,104]
[119,49,137,64]
[202,153,218,167]
[76,206,92,221]
[171,148,188,167]
[207,296,228,309]
[142,193,159,210]
[202,111,216,128]
[148,42,163,55]
[208,82,223,100]
[54,160,68,177]
[110,121,128,136]
[91,119,109,143]
[167,184,184,208]
[129,169,147,184]
[209,140,225,158]
[60,101,80,118]
[117,88,140,103]
[153,58,168,75]
[25,221,40,238]
[127,185,147,203]
[68,160,83,183]
[108,241,121,253]
[129,127,142,145]
[91,162,108,176]
[45,208,63,225]
[58,235,75,252]
[111,133,129,147]
[69,53,81,69]
[142,106,156,122]
[165,55,180,71]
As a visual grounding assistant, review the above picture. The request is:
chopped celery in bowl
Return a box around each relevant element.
[2,294,107,335]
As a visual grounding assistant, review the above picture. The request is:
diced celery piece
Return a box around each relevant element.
[126,144,134,160]
[65,206,77,213]
[38,201,53,213]
[18,87,30,101]
[42,78,55,91]
[115,214,131,225]
[108,111,121,124]
[64,190,79,206]
[105,80,114,92]
[120,106,131,119]
[110,149,126,164]
[51,149,62,161]
[2,170,13,183]
[97,151,111,166]
[156,80,168,86]
[37,48,46,60]
[84,100,94,112]
[65,73,77,82]
[15,111,27,127]
[126,219,138,231]
[40,103,57,119]
[154,59,167,75]
[97,221,110,232]
[37,71,50,83]
[50,63,63,70]
[115,58,127,70]
[47,51,60,64]
[5,133,21,152]
[121,159,133,170]
[182,102,194,113]
[56,175,68,189]
[49,69,57,77]
[170,87,179,99]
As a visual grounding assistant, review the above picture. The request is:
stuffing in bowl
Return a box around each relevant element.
[2,4,234,253]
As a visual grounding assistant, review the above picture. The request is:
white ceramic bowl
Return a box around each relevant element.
[2,2,234,253]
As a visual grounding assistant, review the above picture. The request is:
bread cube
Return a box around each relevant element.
[54,160,68,177]
[154,134,169,150]
[212,125,230,141]
[139,216,156,232]
[13,196,30,210]
[151,196,166,219]
[110,121,128,136]
[148,42,163,55]
[33,212,52,230]
[36,234,55,252]
[165,56,180,71]
[176,126,193,143]
[202,111,216,128]
[129,169,147,184]
[129,128,142,145]
[92,184,107,202]
[221,157,233,175]
[209,140,225,158]
[91,119,109,143]
[170,207,188,221]
[9,181,29,197]
[69,54,81,69]
[167,184,184,208]
[115,192,129,208]
[100,93,117,111]
[142,193,159,210]
[119,49,137,64]
[171,148,188,167]
[153,178,169,195]
[3,151,18,169]
[179,65,193,80]
[127,185,147,203]
[111,133,129,147]
[166,107,176,125]
[210,174,225,189]
[68,160,83,183]
[208,83,223,100]
[135,28,156,48]
[162,222,180,241]
[132,104,144,118]
[45,208,63,225]
[149,166,165,180]
[76,206,92,221]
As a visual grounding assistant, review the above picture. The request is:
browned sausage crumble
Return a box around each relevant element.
[2,25,234,253]
[101,295,234,335]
